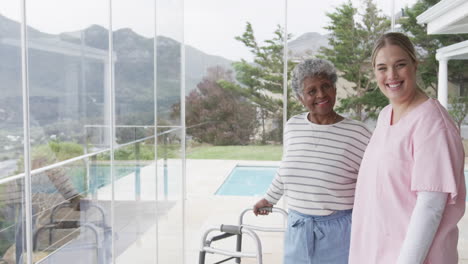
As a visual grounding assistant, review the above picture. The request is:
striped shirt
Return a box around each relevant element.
[265,112,372,215]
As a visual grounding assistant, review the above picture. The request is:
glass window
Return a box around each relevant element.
[0,1,26,263]
[24,1,112,262]
[156,0,184,262]
[112,1,158,263]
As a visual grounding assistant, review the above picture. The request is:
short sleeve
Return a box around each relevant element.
[411,129,465,204]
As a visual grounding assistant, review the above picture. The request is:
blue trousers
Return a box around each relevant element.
[284,209,352,264]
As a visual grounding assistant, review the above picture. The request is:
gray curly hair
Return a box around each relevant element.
[291,58,337,99]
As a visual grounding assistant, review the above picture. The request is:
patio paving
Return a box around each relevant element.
[184,159,468,264]
[102,159,468,263]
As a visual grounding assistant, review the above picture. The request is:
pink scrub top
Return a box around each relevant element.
[349,99,466,264]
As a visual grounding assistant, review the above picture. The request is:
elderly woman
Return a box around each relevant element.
[253,58,372,264]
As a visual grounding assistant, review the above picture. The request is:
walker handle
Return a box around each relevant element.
[220,224,243,235]
[258,207,273,213]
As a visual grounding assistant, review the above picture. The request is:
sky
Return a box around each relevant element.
[0,0,417,61]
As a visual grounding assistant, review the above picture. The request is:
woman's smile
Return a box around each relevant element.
[386,81,404,91]
[314,99,331,106]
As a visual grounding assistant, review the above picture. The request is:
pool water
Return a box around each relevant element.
[32,165,142,194]
[216,168,468,199]
[215,165,278,196]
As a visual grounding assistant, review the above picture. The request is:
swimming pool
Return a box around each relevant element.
[215,165,278,196]
[32,165,142,194]
[217,168,468,198]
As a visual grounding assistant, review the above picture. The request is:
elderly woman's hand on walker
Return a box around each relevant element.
[253,198,273,216]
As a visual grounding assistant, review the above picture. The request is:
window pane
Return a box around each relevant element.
[111,1,159,259]
[0,2,24,180]
[0,178,25,264]
[30,154,111,263]
[26,0,110,160]
[156,0,183,127]
[156,0,184,262]
[184,0,284,262]
[184,0,285,148]
[113,0,155,145]
[112,141,157,263]
[0,1,26,262]
[24,1,112,262]
[156,127,183,263]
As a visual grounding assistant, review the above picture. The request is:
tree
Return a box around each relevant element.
[400,0,468,96]
[320,0,390,121]
[184,66,258,145]
[223,22,303,144]
[448,95,468,135]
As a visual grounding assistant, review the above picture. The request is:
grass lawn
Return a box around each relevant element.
[186,145,282,161]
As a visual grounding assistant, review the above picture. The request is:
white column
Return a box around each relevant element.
[103,61,112,145]
[437,57,448,108]
[282,0,288,149]
[20,0,34,263]
[103,57,116,147]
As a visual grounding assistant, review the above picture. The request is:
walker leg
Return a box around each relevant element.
[235,233,242,263]
[199,250,206,264]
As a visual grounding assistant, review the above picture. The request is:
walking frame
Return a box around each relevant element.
[199,206,288,264]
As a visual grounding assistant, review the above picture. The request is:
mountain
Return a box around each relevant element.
[0,15,233,127]
[288,32,330,59]
[0,14,55,40]
[0,13,329,129]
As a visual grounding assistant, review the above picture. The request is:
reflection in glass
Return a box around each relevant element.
[0,12,24,180]
[111,1,158,263]
[25,4,111,166]
[0,178,25,263]
[0,3,27,263]
[155,0,184,262]
[22,1,112,263]
[112,141,159,264]
[27,153,112,263]
[156,128,183,263]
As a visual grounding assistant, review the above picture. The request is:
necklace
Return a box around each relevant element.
[328,112,339,125]
[309,112,339,148]
[308,112,340,125]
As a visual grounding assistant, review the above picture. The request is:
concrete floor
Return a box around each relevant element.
[183,159,468,264]
[103,159,468,263]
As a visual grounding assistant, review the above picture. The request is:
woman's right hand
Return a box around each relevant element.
[253,198,273,216]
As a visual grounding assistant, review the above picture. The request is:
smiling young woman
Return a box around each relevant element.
[373,43,427,124]
[349,32,466,264]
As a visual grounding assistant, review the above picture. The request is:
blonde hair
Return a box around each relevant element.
[371,32,418,68]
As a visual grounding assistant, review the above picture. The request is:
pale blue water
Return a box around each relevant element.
[215,166,278,196]
[217,168,468,199]
[33,165,142,194]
